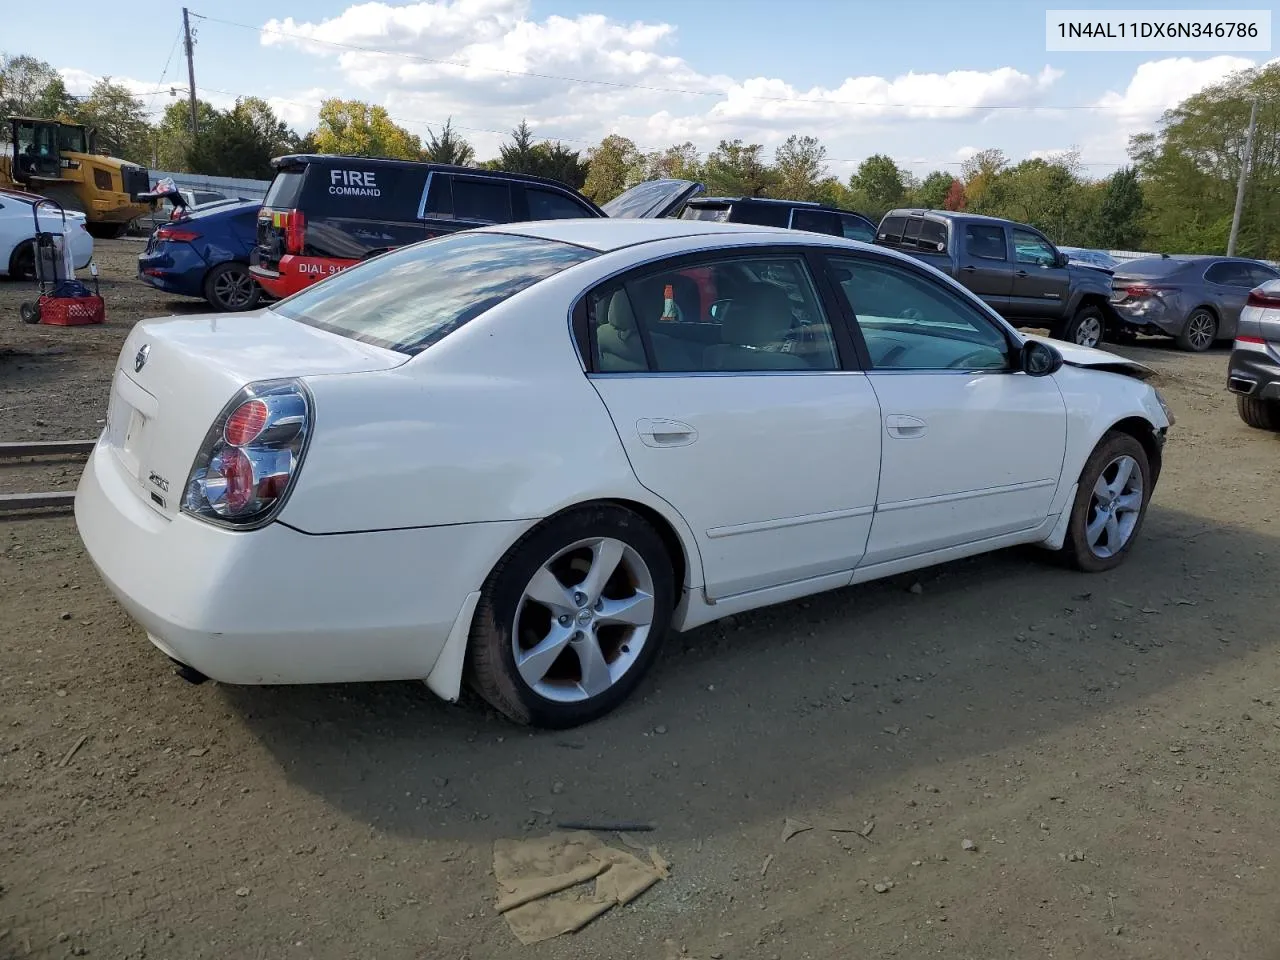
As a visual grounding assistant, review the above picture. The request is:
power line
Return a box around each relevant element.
[144,27,183,113]
[193,10,1114,113]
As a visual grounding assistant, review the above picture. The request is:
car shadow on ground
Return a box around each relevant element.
[222,503,1276,843]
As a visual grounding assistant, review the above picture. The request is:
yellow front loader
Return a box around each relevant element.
[0,117,151,237]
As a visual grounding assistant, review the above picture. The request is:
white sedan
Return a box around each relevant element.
[0,190,94,279]
[75,218,1173,728]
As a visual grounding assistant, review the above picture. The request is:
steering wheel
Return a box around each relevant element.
[899,306,925,320]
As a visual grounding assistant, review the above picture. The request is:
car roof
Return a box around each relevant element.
[882,208,1012,226]
[473,217,808,252]
[270,153,595,193]
[688,195,870,217]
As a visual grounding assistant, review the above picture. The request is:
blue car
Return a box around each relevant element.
[138,199,264,311]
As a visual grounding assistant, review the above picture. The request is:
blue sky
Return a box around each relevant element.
[6,0,1272,179]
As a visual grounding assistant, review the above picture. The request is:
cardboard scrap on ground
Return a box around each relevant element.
[493,831,669,945]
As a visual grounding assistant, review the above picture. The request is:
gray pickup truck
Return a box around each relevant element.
[873,209,1117,347]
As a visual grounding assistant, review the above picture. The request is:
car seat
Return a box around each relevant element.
[596,289,648,371]
[703,283,810,370]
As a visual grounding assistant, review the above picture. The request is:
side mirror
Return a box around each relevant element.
[1021,339,1063,376]
[1055,251,1070,268]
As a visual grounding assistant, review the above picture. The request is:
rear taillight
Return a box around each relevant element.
[1123,284,1166,298]
[182,379,312,528]
[1236,335,1267,345]
[284,209,306,255]
[1246,288,1280,309]
[156,226,200,243]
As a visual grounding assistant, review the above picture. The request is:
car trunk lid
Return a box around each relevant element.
[602,179,704,219]
[103,309,408,518]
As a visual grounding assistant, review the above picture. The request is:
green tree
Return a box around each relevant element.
[984,152,1089,243]
[771,135,827,201]
[531,141,588,189]
[911,170,954,209]
[72,77,152,163]
[644,141,701,181]
[582,134,643,203]
[1089,166,1144,249]
[422,117,474,166]
[153,98,219,171]
[0,54,74,124]
[1131,61,1280,257]
[960,148,1008,210]
[498,119,538,173]
[849,153,906,218]
[703,139,776,197]
[313,99,421,159]
[187,97,296,180]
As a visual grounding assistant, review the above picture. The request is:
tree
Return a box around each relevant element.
[498,119,538,173]
[984,152,1090,242]
[531,142,588,189]
[943,179,967,211]
[422,117,474,166]
[1131,62,1280,257]
[960,148,1008,210]
[849,154,906,218]
[0,54,74,124]
[187,97,296,180]
[772,135,827,201]
[912,170,954,209]
[74,77,151,163]
[582,134,643,203]
[703,139,776,197]
[644,142,701,181]
[1090,166,1144,249]
[312,99,421,159]
[153,98,219,171]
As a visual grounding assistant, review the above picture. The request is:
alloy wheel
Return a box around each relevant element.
[213,268,256,310]
[512,537,655,703]
[1075,315,1102,348]
[1085,454,1144,559]
[1186,311,1216,351]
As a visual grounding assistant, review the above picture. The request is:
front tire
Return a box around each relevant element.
[1059,431,1152,573]
[466,504,675,728]
[204,262,261,312]
[1176,308,1217,352]
[1237,395,1280,431]
[1058,305,1105,348]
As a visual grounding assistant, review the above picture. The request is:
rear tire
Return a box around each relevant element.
[1058,305,1106,348]
[1059,431,1152,573]
[7,240,35,282]
[1237,395,1280,431]
[466,504,675,728]
[204,262,261,312]
[1175,308,1217,352]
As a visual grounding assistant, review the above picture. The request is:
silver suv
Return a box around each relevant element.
[1227,278,1280,430]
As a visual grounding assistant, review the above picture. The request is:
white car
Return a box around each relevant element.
[0,190,94,279]
[74,218,1173,728]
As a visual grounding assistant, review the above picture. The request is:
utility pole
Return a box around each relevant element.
[182,7,199,138]
[1227,98,1259,256]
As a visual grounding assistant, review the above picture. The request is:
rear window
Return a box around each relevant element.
[879,215,947,251]
[263,170,305,210]
[272,232,597,354]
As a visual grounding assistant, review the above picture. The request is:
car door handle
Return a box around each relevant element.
[960,265,977,274]
[1015,269,1029,277]
[885,414,927,439]
[637,418,697,447]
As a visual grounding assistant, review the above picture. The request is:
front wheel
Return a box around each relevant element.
[466,504,675,728]
[1057,305,1105,348]
[1059,431,1152,573]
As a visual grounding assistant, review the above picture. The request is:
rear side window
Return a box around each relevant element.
[273,232,596,354]
[300,163,428,221]
[840,214,875,243]
[965,224,1006,260]
[790,209,839,235]
[1205,261,1252,286]
[452,178,513,223]
[526,187,592,220]
[263,170,305,210]
[728,203,790,228]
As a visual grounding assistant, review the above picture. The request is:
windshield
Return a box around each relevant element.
[602,179,697,218]
[273,231,597,354]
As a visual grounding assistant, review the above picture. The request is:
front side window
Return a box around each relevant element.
[273,231,596,354]
[590,255,840,373]
[1247,262,1280,285]
[829,255,1011,371]
[1012,228,1058,267]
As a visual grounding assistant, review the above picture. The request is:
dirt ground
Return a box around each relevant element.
[2,239,1279,960]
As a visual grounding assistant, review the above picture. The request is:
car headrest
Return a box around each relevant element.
[725,282,794,345]
[607,289,637,333]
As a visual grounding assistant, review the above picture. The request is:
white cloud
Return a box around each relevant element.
[1095,55,1254,124]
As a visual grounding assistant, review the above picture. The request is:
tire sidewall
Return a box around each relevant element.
[1065,433,1152,572]
[1067,306,1105,347]
[470,506,675,728]
[9,241,35,282]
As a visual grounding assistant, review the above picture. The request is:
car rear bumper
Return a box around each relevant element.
[1227,346,1280,400]
[74,440,524,686]
[1112,299,1183,335]
[250,254,359,298]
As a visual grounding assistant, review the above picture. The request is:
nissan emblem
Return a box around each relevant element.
[134,343,150,373]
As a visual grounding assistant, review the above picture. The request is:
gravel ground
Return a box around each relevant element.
[2,240,1279,960]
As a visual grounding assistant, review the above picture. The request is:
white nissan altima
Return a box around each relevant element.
[75,218,1173,727]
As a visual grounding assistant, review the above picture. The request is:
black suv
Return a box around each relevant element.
[680,196,877,242]
[251,156,703,299]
